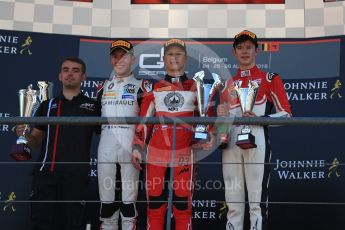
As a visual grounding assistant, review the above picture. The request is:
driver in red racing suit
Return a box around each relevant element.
[131,38,215,230]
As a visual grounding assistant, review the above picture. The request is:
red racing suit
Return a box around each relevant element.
[220,65,292,230]
[133,74,214,230]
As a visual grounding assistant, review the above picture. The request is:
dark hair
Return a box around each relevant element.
[60,57,86,74]
[233,35,258,49]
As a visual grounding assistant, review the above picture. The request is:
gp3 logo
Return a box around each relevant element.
[139,47,164,69]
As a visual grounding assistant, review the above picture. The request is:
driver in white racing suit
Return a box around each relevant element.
[97,39,151,230]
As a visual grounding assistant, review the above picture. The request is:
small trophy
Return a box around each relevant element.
[10,82,53,161]
[234,80,259,149]
[193,70,223,142]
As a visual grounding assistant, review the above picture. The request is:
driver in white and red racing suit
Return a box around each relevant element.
[218,30,292,230]
[131,38,215,230]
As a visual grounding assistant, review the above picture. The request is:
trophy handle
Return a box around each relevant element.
[37,81,54,102]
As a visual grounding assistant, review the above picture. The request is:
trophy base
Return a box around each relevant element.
[235,133,257,149]
[218,133,229,150]
[193,132,210,143]
[10,144,32,161]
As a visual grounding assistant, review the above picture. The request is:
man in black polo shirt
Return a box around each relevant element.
[15,57,101,230]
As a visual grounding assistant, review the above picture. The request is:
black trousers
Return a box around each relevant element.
[29,171,89,230]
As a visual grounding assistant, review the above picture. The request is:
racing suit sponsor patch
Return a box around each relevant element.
[123,84,136,94]
[143,80,152,92]
[157,86,172,92]
[241,70,251,77]
[266,72,277,82]
[80,103,95,111]
[102,100,134,106]
[164,92,184,111]
[122,95,135,99]
[107,82,114,90]
[103,92,117,98]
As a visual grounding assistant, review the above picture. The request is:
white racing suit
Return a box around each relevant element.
[221,66,292,230]
[97,74,149,230]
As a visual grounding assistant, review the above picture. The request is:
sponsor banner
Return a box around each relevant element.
[81,77,104,99]
[79,38,341,82]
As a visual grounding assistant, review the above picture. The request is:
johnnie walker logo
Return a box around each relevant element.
[274,157,341,180]
[0,34,33,55]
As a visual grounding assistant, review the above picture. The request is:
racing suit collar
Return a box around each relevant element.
[164,73,188,83]
[236,65,259,78]
[113,73,134,83]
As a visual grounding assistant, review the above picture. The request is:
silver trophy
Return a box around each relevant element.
[234,79,259,149]
[37,81,53,102]
[10,82,53,161]
[193,70,223,142]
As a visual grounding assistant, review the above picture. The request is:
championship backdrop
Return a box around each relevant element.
[0,29,344,230]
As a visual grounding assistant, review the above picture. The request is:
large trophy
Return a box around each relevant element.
[234,80,259,149]
[10,81,53,161]
[193,70,224,142]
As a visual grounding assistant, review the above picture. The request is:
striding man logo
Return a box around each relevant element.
[20,36,33,55]
[330,80,342,99]
[218,202,228,219]
[328,158,340,178]
[3,192,16,212]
